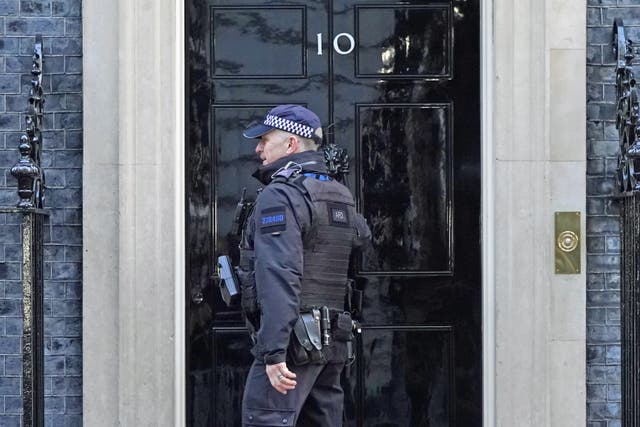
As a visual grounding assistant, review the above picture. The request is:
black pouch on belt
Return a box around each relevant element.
[288,309,324,366]
[333,312,354,342]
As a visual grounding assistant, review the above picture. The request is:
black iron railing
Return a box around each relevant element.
[0,35,47,427]
[614,19,640,194]
[621,194,640,427]
[614,19,640,426]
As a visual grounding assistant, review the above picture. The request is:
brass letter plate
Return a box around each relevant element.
[555,212,581,274]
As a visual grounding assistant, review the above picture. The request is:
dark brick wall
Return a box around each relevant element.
[585,2,637,427]
[0,0,82,426]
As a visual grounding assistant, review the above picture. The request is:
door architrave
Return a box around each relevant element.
[81,0,495,425]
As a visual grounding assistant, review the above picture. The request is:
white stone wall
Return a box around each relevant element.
[493,0,586,425]
[82,0,184,425]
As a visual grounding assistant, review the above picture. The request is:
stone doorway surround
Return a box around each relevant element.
[82,0,185,425]
[81,0,585,426]
[492,0,586,424]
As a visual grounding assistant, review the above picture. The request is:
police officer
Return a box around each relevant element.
[239,105,370,426]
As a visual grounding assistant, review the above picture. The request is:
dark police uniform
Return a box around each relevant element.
[239,149,370,426]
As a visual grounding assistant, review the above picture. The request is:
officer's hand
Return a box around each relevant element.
[266,362,297,395]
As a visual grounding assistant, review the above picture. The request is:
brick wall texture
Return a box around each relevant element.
[0,0,82,426]
[586,2,637,426]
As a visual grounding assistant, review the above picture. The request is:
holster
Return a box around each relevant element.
[288,309,357,367]
[236,266,260,340]
[288,309,325,366]
[345,280,363,316]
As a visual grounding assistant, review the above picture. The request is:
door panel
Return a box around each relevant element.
[211,7,308,78]
[186,1,481,426]
[354,5,452,79]
[357,104,453,273]
[354,326,454,426]
[210,328,253,426]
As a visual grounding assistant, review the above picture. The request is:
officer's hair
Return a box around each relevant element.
[281,128,321,151]
[297,136,318,151]
[297,127,322,151]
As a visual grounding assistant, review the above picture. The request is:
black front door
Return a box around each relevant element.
[186,1,481,425]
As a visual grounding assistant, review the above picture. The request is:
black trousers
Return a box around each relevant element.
[242,342,347,427]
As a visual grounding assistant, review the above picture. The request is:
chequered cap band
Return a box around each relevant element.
[264,114,315,138]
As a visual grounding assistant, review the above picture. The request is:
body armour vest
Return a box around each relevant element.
[295,175,357,310]
[240,173,359,311]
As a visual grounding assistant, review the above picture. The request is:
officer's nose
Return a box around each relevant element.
[255,141,263,154]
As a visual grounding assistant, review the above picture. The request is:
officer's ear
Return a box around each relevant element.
[286,136,299,154]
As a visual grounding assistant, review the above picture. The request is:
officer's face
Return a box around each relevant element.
[256,130,292,165]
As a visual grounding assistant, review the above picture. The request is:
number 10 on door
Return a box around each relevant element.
[316,33,355,55]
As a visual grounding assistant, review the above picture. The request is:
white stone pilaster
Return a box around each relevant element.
[83,0,184,425]
[82,0,119,423]
[493,0,586,425]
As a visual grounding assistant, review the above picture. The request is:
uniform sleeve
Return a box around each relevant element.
[252,183,311,365]
[353,212,372,250]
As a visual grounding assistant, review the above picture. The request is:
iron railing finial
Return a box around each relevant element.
[10,34,45,208]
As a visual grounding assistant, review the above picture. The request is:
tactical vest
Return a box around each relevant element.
[295,174,357,310]
[240,173,358,311]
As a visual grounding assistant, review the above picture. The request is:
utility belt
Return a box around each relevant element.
[288,307,358,367]
[231,262,362,336]
[222,254,362,366]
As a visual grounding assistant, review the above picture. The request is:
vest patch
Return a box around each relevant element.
[260,206,286,233]
[328,202,350,227]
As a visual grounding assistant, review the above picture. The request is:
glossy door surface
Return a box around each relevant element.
[186,1,481,425]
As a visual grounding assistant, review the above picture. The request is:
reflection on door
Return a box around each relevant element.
[186,1,481,425]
